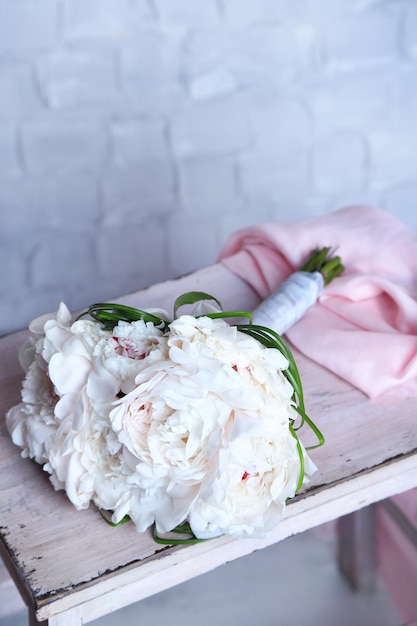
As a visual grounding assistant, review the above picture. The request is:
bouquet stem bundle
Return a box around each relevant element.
[252,247,344,334]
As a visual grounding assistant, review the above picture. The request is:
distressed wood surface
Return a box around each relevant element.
[1,264,416,624]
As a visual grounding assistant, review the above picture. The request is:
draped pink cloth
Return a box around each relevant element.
[217,205,417,621]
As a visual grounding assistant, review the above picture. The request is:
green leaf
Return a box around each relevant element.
[173,291,222,318]
[289,423,305,492]
[293,407,325,450]
[76,303,169,331]
[200,310,253,323]
[98,509,131,527]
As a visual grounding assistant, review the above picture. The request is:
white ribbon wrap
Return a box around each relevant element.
[252,271,324,335]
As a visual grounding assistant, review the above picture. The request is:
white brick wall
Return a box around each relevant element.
[1,0,416,335]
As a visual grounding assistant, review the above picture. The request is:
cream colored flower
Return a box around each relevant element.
[6,303,167,513]
[189,413,317,539]
[110,315,305,535]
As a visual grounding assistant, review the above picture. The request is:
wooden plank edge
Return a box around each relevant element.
[35,452,417,623]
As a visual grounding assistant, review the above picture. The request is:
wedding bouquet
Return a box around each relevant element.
[6,249,342,543]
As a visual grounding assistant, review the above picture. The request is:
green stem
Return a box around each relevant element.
[300,247,344,285]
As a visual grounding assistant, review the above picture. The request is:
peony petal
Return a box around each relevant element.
[49,353,91,394]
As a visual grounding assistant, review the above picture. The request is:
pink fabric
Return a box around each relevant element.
[378,492,417,624]
[217,205,417,399]
[217,205,417,622]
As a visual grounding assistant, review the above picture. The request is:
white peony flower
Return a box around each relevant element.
[109,315,307,535]
[109,359,231,532]
[97,319,167,395]
[189,412,317,539]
